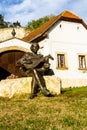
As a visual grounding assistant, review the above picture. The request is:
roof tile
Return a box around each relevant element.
[22,10,87,42]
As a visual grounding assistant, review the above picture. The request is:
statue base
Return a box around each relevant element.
[0,76,61,98]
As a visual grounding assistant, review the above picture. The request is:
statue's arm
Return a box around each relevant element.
[16,53,33,67]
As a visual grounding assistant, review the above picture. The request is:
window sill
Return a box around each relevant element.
[78,68,87,70]
[56,67,68,70]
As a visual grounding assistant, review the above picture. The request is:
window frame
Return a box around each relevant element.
[56,52,68,70]
[78,54,87,70]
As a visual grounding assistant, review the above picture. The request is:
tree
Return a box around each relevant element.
[12,21,21,27]
[26,15,54,30]
[8,21,21,27]
[0,14,8,28]
[0,14,21,28]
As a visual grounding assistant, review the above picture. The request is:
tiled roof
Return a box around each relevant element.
[60,10,81,19]
[22,10,87,42]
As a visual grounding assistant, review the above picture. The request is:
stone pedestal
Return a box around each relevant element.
[0,76,61,98]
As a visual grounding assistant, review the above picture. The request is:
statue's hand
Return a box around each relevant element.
[48,54,54,60]
[45,54,54,61]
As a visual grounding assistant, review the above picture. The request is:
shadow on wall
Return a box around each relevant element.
[0,67,11,80]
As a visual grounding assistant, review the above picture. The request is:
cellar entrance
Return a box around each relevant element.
[0,50,25,80]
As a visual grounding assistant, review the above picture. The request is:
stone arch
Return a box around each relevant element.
[0,38,31,53]
[0,46,29,53]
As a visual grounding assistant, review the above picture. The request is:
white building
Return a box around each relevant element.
[22,10,87,88]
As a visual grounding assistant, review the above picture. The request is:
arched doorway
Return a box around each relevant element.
[0,50,25,80]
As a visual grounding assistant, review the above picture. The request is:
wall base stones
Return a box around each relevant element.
[0,76,61,98]
[60,78,87,88]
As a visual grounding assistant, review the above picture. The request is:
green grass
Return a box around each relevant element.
[0,87,87,130]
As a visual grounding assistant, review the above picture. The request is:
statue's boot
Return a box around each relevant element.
[29,94,36,99]
[41,88,50,96]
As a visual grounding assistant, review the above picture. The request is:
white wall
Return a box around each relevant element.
[0,38,31,52]
[41,20,87,87]
[49,21,87,43]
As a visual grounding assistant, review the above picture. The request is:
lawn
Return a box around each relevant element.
[0,87,87,130]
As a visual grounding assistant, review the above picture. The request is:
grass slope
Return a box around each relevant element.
[0,87,87,130]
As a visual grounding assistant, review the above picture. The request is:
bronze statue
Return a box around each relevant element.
[16,43,54,99]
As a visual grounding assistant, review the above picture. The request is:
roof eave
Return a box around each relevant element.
[60,16,87,29]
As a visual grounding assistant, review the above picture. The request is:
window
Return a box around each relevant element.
[57,53,67,69]
[78,55,86,69]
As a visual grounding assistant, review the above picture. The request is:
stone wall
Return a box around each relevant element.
[0,27,29,42]
[0,76,61,98]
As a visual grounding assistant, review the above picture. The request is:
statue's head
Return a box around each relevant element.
[30,43,40,53]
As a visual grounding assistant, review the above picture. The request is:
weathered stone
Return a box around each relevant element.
[0,76,60,98]
[0,27,28,42]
